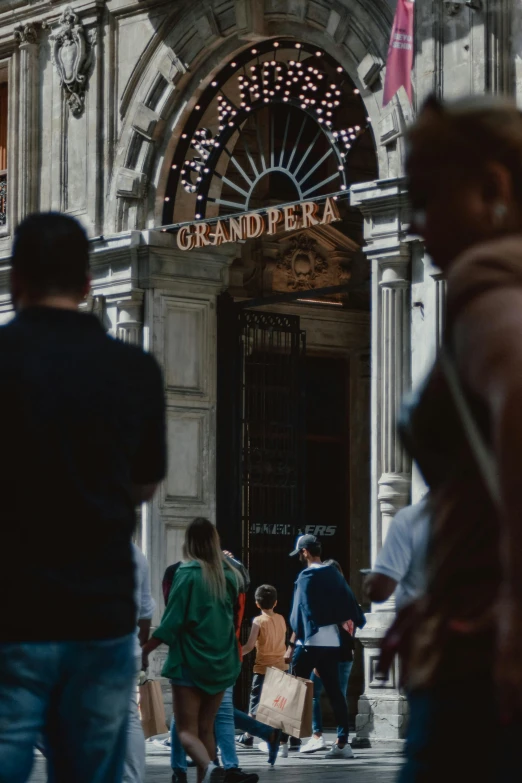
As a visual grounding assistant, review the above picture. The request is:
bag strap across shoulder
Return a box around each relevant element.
[439,345,501,508]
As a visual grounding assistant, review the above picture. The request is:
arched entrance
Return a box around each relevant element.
[161,38,378,713]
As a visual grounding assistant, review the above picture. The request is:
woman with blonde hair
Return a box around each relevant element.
[143,518,240,783]
[399,94,522,781]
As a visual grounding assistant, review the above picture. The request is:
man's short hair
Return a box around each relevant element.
[306,542,322,557]
[12,212,90,297]
[255,584,277,609]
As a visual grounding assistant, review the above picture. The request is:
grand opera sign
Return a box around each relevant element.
[176,197,341,251]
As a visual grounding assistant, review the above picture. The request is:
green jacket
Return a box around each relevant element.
[153,560,240,694]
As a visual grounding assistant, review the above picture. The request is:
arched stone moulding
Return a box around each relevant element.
[108,0,393,234]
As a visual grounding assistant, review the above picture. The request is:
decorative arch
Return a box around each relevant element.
[162,39,375,224]
[107,0,394,233]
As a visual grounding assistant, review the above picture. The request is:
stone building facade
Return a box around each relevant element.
[0,0,517,745]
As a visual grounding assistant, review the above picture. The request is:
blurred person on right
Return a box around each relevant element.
[364,498,430,612]
[399,94,522,782]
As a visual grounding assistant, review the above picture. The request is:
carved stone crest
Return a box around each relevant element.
[276,235,328,290]
[48,7,96,117]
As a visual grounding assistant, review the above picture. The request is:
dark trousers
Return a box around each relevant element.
[248,673,264,716]
[400,677,522,783]
[291,645,349,743]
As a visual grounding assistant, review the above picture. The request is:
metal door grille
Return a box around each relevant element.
[234,310,306,709]
[239,311,306,574]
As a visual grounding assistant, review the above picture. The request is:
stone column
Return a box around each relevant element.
[350,179,412,747]
[378,255,412,548]
[14,24,39,219]
[116,294,144,345]
[431,271,447,349]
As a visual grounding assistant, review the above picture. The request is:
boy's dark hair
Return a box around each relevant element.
[255,584,277,610]
[12,212,90,297]
[306,542,321,557]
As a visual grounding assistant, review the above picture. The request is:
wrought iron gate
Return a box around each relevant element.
[238,311,306,594]
[237,311,306,706]
[216,300,306,707]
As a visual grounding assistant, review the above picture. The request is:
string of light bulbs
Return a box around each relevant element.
[164,39,370,222]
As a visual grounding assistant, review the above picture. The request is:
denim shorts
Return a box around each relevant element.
[169,667,196,688]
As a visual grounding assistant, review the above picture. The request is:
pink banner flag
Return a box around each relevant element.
[383,0,415,107]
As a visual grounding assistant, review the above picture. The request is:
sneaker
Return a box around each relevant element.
[235,734,254,748]
[203,764,226,783]
[223,769,259,783]
[172,772,188,783]
[153,737,171,748]
[256,741,269,754]
[280,743,289,758]
[300,736,328,753]
[324,743,354,759]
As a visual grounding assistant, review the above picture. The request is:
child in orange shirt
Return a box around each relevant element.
[239,585,288,754]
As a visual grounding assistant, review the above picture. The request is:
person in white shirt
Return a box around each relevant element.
[364,498,430,611]
[124,543,156,783]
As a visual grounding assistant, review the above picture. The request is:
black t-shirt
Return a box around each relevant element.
[0,306,166,642]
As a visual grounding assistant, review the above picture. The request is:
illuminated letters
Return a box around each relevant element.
[265,207,282,235]
[283,205,300,232]
[213,220,230,246]
[228,216,245,241]
[175,197,342,249]
[321,196,341,225]
[245,212,264,239]
[176,226,195,250]
[301,201,320,228]
[194,222,212,247]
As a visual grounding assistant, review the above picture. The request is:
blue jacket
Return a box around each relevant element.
[290,564,365,642]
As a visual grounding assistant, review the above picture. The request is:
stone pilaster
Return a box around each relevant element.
[378,255,412,545]
[14,23,39,219]
[350,179,412,747]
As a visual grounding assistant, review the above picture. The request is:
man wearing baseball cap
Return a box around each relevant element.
[285,534,364,759]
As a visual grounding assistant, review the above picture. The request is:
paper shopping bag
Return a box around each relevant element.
[139,679,169,739]
[256,667,313,738]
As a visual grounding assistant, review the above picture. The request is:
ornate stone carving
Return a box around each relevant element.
[276,235,328,290]
[48,7,96,117]
[14,24,38,45]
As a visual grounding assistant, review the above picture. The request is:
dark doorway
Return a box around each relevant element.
[304,355,350,581]
[217,297,352,709]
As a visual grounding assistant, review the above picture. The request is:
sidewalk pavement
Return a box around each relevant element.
[28,732,404,782]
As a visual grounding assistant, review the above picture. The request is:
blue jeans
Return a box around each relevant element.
[292,645,349,743]
[171,686,239,771]
[311,660,353,735]
[233,708,274,742]
[0,635,135,783]
[170,689,276,771]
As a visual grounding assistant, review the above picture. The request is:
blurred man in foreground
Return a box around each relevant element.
[0,213,166,783]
